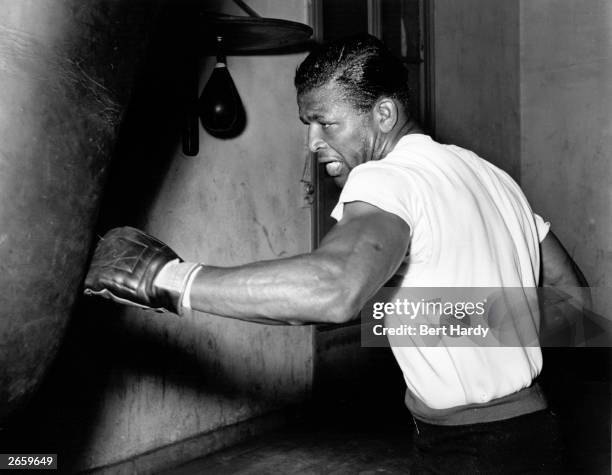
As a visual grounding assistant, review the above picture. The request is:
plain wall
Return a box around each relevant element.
[431,0,521,179]
[520,0,612,314]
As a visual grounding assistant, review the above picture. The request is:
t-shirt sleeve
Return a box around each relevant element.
[330,162,416,229]
[533,213,550,242]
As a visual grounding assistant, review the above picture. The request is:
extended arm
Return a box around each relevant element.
[84,201,411,325]
[188,201,410,324]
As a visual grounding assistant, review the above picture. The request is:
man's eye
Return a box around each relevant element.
[321,123,332,129]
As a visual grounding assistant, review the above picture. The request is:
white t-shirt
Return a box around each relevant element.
[331,134,550,420]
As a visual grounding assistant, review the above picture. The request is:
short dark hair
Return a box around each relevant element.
[295,33,410,113]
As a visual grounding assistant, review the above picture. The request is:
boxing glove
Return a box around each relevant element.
[84,226,201,315]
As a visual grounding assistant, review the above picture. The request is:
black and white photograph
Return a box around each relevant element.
[0,0,610,473]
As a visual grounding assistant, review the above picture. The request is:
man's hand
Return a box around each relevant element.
[84,227,200,315]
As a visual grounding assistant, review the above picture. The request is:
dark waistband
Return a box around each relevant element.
[406,382,548,426]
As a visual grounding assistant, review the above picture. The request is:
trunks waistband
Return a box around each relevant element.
[406,382,548,426]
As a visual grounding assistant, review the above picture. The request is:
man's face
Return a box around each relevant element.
[298,83,376,187]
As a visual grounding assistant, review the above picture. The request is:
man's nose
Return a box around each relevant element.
[307,125,326,153]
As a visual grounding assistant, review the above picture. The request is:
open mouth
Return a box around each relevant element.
[324,161,344,176]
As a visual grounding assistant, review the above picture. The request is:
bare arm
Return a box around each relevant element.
[540,230,591,308]
[188,201,411,325]
[541,231,588,286]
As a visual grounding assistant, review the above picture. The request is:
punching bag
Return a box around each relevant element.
[198,52,247,139]
[0,0,159,422]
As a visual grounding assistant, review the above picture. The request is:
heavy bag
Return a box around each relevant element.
[0,0,159,422]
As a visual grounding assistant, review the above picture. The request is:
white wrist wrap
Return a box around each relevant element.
[181,264,203,312]
[153,259,203,316]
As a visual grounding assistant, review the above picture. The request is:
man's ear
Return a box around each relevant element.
[374,98,398,133]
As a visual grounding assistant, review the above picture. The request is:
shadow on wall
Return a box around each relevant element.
[95,0,201,231]
[0,299,291,472]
